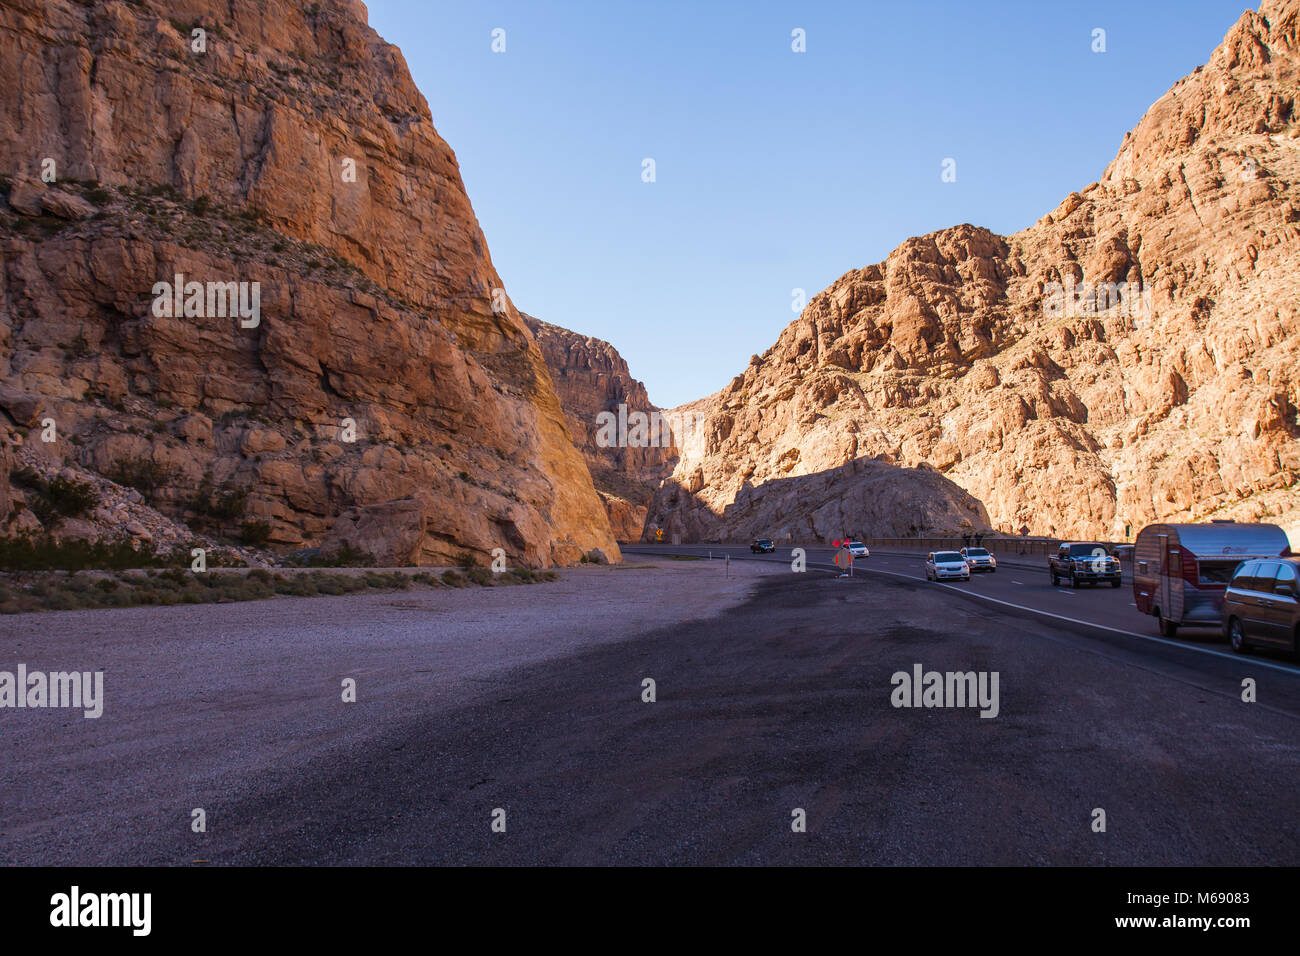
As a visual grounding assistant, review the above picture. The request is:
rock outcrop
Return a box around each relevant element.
[649,0,1300,544]
[0,0,620,567]
[525,315,675,540]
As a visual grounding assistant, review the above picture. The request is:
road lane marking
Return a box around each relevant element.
[624,547,1300,678]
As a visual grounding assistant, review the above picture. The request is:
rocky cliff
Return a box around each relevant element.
[0,0,620,566]
[524,315,675,540]
[649,0,1300,545]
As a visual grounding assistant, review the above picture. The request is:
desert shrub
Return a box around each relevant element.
[441,570,466,588]
[453,551,477,570]
[283,543,375,567]
[0,534,162,572]
[14,471,97,526]
[238,520,272,547]
[105,458,177,502]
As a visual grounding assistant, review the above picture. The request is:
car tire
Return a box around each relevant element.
[1050,570,1057,586]
[1110,579,1121,588]
[1228,617,1248,654]
[1158,615,1178,637]
[1070,572,1080,589]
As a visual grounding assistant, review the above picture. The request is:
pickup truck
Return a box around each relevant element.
[1049,542,1122,588]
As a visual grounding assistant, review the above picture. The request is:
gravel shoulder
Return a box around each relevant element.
[0,557,779,865]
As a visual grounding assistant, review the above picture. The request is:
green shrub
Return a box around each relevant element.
[0,534,162,572]
[239,520,272,547]
[104,458,177,502]
[14,471,98,526]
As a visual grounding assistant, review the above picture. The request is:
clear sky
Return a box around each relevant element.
[367,0,1254,408]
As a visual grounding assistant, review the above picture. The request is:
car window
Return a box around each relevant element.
[966,549,988,557]
[1231,561,1258,590]
[1274,563,1297,594]
[934,552,963,562]
[1254,562,1281,592]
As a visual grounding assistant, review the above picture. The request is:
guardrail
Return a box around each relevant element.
[635,535,1127,556]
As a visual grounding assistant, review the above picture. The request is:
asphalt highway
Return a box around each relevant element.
[4,554,1297,865]
[625,544,1300,677]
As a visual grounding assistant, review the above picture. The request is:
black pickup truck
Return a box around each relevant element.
[1049,542,1123,588]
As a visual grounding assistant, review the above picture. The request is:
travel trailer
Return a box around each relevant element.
[1133,522,1291,636]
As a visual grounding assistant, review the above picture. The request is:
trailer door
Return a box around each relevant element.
[1156,534,1171,618]
[1167,543,1186,622]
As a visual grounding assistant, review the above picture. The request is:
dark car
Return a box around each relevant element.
[1223,556,1300,654]
[1050,542,1122,588]
[750,538,775,554]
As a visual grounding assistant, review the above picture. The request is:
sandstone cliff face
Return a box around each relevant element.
[524,315,675,541]
[649,0,1300,544]
[0,0,619,566]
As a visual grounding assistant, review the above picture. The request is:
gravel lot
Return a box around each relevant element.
[0,557,778,865]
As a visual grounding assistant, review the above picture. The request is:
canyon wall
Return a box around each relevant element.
[0,0,620,566]
[650,0,1300,545]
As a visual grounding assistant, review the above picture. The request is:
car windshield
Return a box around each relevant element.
[1068,544,1108,558]
[934,552,964,562]
[756,540,772,546]
[965,549,989,557]
[849,542,865,548]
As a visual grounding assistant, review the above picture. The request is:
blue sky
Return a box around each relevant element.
[367,0,1253,408]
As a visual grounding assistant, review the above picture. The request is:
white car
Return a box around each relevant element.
[847,541,869,558]
[960,547,997,573]
[926,551,971,582]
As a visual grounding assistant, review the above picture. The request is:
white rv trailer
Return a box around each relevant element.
[1132,521,1291,636]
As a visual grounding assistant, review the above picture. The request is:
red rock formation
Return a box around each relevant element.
[0,0,619,566]
[650,0,1300,544]
[525,315,675,541]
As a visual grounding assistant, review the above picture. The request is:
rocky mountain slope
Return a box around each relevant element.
[0,0,620,567]
[524,315,674,540]
[649,0,1300,544]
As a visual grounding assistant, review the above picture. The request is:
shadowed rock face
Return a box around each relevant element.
[650,0,1300,544]
[0,0,619,566]
[524,315,676,541]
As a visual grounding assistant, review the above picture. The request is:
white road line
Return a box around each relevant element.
[627,548,1300,677]
[857,564,1300,677]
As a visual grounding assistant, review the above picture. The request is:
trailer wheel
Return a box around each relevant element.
[1158,615,1178,637]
